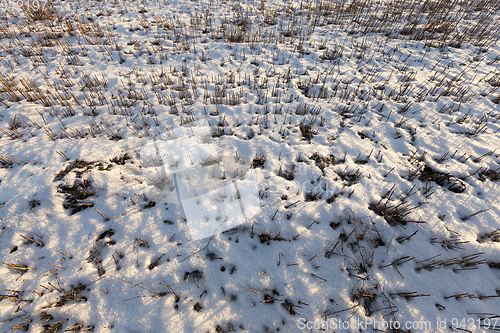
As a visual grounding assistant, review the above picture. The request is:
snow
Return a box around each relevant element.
[0,0,500,332]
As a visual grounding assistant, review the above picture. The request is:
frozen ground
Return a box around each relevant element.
[0,0,500,332]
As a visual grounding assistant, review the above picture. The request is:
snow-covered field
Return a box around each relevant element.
[1,0,500,331]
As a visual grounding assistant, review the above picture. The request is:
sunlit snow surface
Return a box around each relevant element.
[0,0,499,332]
